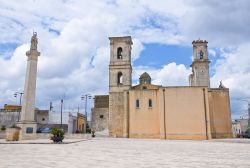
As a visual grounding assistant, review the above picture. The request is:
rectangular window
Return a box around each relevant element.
[136,99,140,108]
[149,99,152,108]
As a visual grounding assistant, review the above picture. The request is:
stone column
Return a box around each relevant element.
[17,32,40,140]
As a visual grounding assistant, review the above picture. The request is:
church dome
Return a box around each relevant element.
[139,72,151,84]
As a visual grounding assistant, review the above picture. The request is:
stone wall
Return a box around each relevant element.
[208,88,232,138]
[109,92,125,137]
[91,108,109,132]
[0,111,19,127]
[91,95,109,132]
[94,95,109,108]
[128,87,210,140]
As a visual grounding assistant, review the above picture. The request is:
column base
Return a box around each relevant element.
[17,121,37,140]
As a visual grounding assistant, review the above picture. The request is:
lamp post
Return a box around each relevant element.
[14,92,24,121]
[81,94,92,122]
[60,99,63,128]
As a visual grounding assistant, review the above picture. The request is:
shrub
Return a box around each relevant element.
[50,128,64,143]
[86,123,91,133]
[91,130,95,137]
[51,128,64,137]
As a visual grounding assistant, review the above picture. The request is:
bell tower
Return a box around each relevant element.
[109,36,132,92]
[109,36,132,137]
[189,39,210,87]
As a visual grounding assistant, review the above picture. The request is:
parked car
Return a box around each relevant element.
[37,127,51,133]
[242,129,250,138]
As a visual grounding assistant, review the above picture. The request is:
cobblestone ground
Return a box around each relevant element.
[0,138,249,168]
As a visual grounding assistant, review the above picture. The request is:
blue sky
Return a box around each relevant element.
[134,44,193,68]
[0,0,250,120]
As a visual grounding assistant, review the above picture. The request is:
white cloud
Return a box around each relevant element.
[208,49,216,58]
[133,63,190,86]
[211,43,250,118]
[0,0,250,118]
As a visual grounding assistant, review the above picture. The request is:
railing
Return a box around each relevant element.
[0,109,21,112]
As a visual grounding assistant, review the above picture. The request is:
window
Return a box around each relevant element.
[199,50,204,59]
[118,72,123,84]
[136,99,140,108]
[117,47,123,59]
[148,99,152,108]
[100,115,104,119]
[42,118,45,121]
[143,86,147,90]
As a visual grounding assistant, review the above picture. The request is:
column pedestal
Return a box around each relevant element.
[17,121,37,140]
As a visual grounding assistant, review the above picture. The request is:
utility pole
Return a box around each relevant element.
[14,92,24,122]
[248,103,250,128]
[49,102,53,111]
[60,99,63,128]
[81,94,92,122]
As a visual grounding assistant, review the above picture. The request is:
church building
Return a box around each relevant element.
[91,36,232,140]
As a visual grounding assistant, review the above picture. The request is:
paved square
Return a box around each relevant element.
[0,138,249,168]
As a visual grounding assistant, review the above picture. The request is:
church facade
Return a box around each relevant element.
[91,36,232,140]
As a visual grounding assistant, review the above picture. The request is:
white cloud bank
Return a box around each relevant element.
[0,0,250,118]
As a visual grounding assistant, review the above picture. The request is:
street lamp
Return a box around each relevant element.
[60,99,63,128]
[81,94,92,122]
[14,92,24,121]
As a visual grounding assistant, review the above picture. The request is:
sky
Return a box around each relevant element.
[0,0,250,119]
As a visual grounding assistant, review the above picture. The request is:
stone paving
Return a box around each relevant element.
[0,138,250,168]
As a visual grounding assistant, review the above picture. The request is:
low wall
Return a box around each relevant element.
[0,131,5,139]
[0,112,19,127]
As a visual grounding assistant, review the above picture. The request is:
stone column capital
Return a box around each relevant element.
[26,50,40,61]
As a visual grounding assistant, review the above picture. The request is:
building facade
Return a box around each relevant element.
[92,36,232,140]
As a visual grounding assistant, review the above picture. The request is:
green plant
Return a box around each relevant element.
[86,123,91,133]
[91,130,95,137]
[1,125,6,131]
[51,128,64,137]
[50,128,64,143]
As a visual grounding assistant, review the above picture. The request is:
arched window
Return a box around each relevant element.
[148,99,152,108]
[117,47,123,59]
[117,72,123,84]
[199,50,204,59]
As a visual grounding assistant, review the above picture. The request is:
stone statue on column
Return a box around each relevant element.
[17,32,40,140]
[30,32,38,50]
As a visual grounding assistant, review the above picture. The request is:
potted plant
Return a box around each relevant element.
[6,124,21,141]
[91,130,95,137]
[50,128,64,143]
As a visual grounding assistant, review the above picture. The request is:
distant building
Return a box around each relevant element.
[232,121,242,137]
[35,110,49,125]
[76,113,87,133]
[48,111,86,133]
[0,105,86,134]
[0,104,21,112]
[232,119,248,137]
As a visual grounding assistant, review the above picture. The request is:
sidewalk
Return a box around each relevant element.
[0,138,88,144]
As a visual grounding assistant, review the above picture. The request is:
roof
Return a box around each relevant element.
[139,72,151,79]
